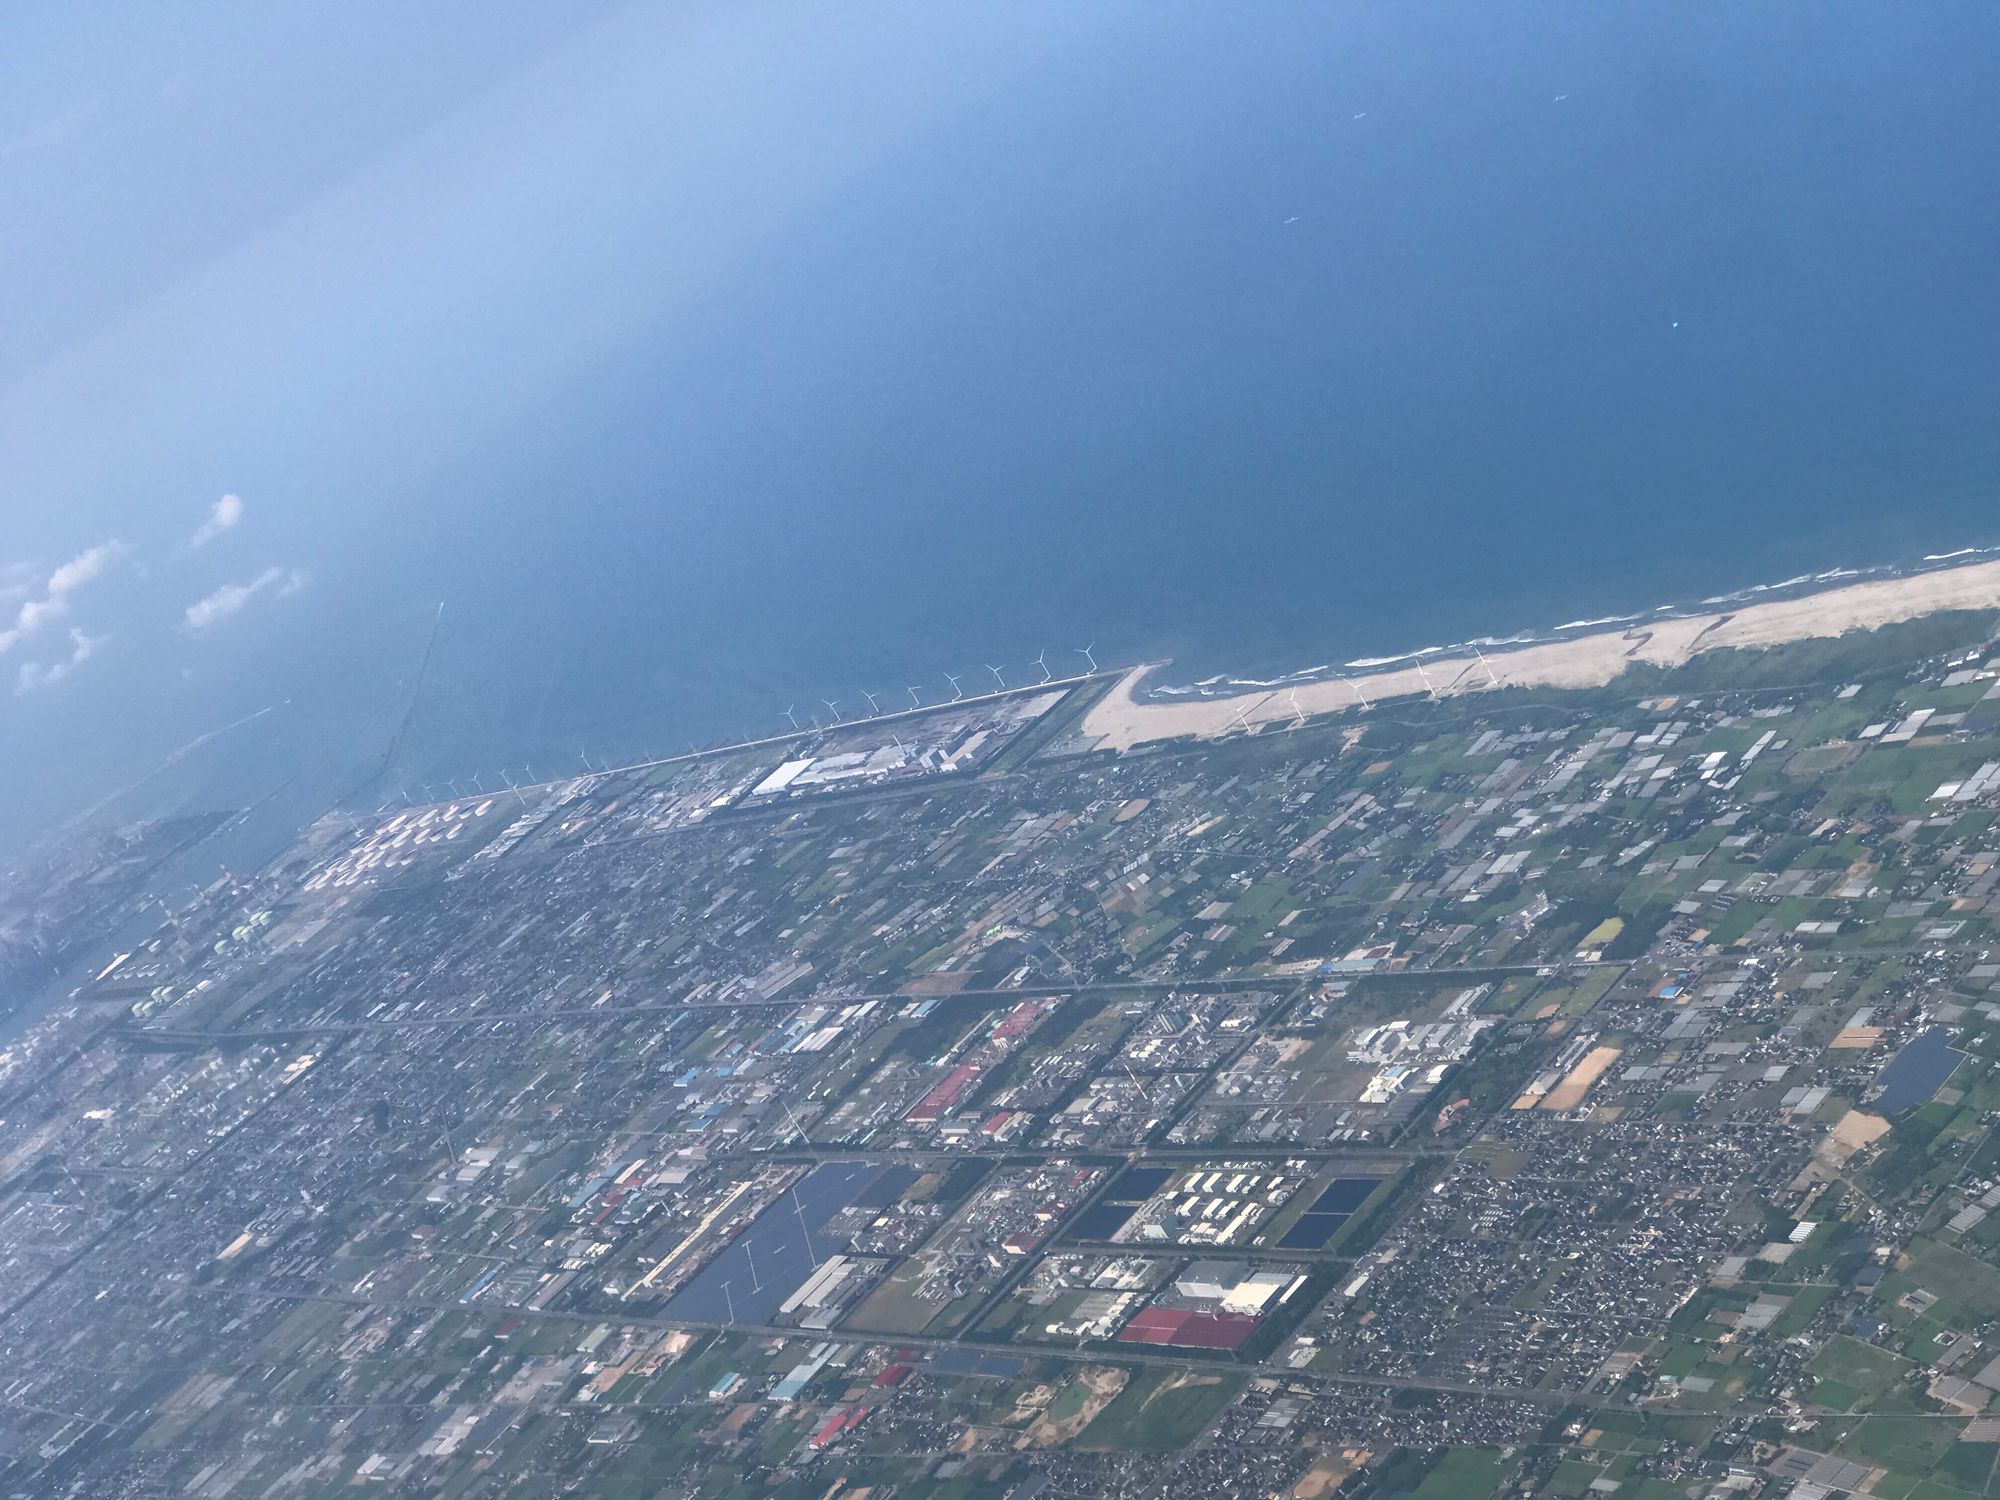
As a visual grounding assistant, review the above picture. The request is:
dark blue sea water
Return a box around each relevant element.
[7,4,2000,859]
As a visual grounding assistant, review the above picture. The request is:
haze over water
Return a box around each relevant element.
[4,3,1998,848]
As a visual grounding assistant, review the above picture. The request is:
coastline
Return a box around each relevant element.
[1082,554,2000,753]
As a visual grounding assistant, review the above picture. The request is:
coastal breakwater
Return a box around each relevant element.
[1083,556,2000,752]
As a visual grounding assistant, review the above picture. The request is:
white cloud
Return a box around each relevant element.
[185,493,245,550]
[0,540,123,655]
[183,566,308,631]
[16,628,105,694]
[45,540,122,596]
[12,594,68,636]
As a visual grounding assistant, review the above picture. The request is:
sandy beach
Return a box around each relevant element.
[1083,557,2000,752]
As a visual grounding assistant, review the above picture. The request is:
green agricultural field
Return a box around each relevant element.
[1411,1448,1513,1498]
[1808,1335,1913,1410]
[1080,1369,1245,1451]
[1908,1240,2000,1319]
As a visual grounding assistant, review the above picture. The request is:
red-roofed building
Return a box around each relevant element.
[906,1060,983,1122]
[993,1000,1047,1042]
[1116,1307,1258,1351]
[809,1405,874,1446]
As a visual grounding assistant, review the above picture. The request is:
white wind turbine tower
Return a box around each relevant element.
[945,672,963,701]
[1032,650,1051,683]
[861,689,880,715]
[784,705,800,731]
[906,686,922,709]
[1473,646,1500,689]
[986,664,1006,690]
[1415,660,1438,699]
[1345,678,1372,710]
[1289,689,1306,729]
[1077,644,1098,673]
[822,699,842,723]
[786,1182,821,1272]
[779,1097,818,1157]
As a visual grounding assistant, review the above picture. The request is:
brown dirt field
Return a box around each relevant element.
[1020,1367,1128,1449]
[1538,1044,1622,1111]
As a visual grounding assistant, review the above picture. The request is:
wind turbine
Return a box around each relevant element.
[1033,650,1051,683]
[1345,678,1372,710]
[1473,646,1500,689]
[862,689,881,716]
[787,1183,821,1272]
[1077,644,1098,673]
[779,1097,820,1162]
[1229,705,1253,735]
[906,686,921,709]
[1289,689,1306,729]
[945,672,963,701]
[822,699,843,723]
[1415,661,1438,699]
[784,705,800,731]
[986,664,1006,690]
[471,771,486,793]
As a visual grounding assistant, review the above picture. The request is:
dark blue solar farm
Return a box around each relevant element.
[1276,1177,1382,1250]
[1068,1166,1172,1242]
[1873,1027,1968,1115]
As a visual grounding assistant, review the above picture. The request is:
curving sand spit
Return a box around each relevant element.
[1083,558,2000,752]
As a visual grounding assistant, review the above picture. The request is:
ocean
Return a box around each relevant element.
[396,3,2000,763]
[6,2,2000,859]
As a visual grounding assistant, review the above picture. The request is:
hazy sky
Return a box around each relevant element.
[1,1,1122,833]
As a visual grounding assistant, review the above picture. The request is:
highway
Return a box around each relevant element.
[124,963,1607,1046]
[190,1275,1638,1413]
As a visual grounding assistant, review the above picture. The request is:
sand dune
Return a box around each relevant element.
[1083,558,2000,752]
